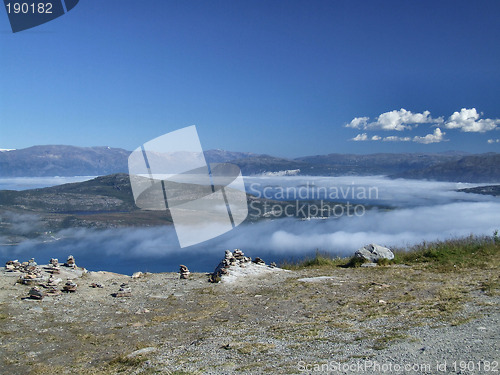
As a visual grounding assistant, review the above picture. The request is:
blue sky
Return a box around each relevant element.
[1,0,499,157]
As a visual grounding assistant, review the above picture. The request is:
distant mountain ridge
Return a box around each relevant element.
[0,145,498,182]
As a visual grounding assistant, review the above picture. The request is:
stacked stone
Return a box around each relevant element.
[47,275,61,286]
[62,280,77,292]
[28,286,45,300]
[5,260,21,271]
[179,265,190,279]
[48,258,61,274]
[46,286,61,296]
[210,249,252,282]
[252,257,266,265]
[64,255,77,269]
[19,267,43,285]
[115,283,131,297]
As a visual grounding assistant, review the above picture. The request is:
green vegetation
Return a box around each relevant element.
[280,250,345,270]
[393,234,500,271]
[281,232,500,271]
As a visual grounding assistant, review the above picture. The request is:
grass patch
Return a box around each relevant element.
[281,233,500,271]
[108,353,147,367]
[281,250,344,270]
[393,234,500,271]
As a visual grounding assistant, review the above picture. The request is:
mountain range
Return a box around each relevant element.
[1,145,499,182]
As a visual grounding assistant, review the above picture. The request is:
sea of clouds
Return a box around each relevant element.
[0,176,498,274]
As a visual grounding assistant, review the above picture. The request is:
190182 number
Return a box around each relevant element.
[5,2,53,14]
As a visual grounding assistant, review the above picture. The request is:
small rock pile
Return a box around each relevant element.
[48,258,61,274]
[5,260,22,271]
[114,283,131,297]
[209,249,253,282]
[62,280,77,293]
[64,255,77,269]
[47,275,61,286]
[179,265,190,279]
[253,257,265,265]
[28,286,45,300]
[6,259,44,284]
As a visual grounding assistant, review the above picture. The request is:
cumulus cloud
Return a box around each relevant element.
[351,134,392,142]
[351,133,368,141]
[413,128,446,144]
[444,108,500,133]
[382,136,411,142]
[347,109,443,131]
[347,117,369,129]
[487,139,500,144]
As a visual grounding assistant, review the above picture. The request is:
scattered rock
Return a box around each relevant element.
[49,258,59,267]
[131,271,143,279]
[179,265,190,279]
[355,244,394,263]
[90,283,104,288]
[371,282,390,288]
[126,347,157,358]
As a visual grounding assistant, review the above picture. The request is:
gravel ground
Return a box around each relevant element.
[0,259,498,375]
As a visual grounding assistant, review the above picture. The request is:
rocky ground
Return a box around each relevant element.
[0,252,498,375]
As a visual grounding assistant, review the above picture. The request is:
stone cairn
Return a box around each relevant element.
[48,258,61,274]
[253,257,265,265]
[64,255,77,269]
[114,283,131,297]
[28,286,45,300]
[209,249,253,283]
[179,265,190,279]
[62,280,77,293]
[6,258,45,285]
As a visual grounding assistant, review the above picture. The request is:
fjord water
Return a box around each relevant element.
[1,176,498,275]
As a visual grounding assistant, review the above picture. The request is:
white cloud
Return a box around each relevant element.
[444,108,500,132]
[347,117,369,129]
[382,136,411,142]
[350,134,383,141]
[347,109,443,131]
[413,128,446,144]
[3,177,498,273]
[487,139,500,144]
[351,133,368,141]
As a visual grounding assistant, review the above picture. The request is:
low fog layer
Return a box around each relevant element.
[244,176,493,207]
[0,176,498,274]
[0,176,96,191]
